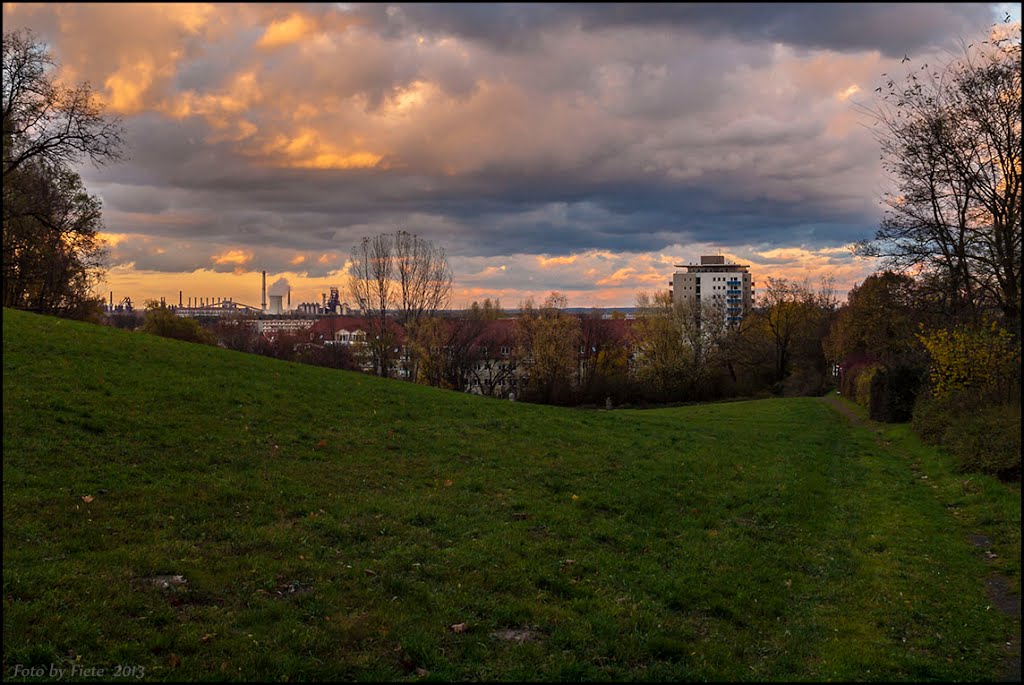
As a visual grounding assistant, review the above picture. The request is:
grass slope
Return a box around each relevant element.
[3,308,1019,681]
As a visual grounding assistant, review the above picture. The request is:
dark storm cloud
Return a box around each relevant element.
[97,144,878,260]
[359,3,994,57]
[91,98,880,257]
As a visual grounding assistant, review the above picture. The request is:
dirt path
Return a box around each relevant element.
[823,393,867,427]
[822,395,1021,681]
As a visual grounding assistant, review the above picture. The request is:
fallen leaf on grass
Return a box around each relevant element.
[168,654,181,668]
[81,495,94,504]
[450,623,469,633]
[444,479,453,487]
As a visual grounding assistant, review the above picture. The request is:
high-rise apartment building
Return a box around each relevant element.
[670,256,754,326]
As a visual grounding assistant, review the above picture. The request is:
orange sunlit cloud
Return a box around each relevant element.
[836,84,861,101]
[537,255,578,268]
[258,12,316,49]
[261,128,384,169]
[98,232,131,248]
[104,58,170,114]
[211,249,253,266]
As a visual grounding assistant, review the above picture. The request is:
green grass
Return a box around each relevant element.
[3,308,1020,681]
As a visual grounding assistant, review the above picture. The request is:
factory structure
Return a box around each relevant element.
[670,255,754,326]
[105,270,359,335]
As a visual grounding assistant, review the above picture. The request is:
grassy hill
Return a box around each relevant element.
[3,308,1019,681]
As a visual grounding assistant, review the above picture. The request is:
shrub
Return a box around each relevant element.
[912,393,1021,481]
[917,323,1019,401]
[141,304,216,345]
[945,404,1022,481]
[911,394,955,445]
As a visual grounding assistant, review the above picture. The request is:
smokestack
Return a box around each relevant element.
[288,288,291,308]
[262,271,267,310]
[179,290,183,307]
[110,291,113,308]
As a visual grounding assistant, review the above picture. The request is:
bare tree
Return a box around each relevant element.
[348,234,396,376]
[394,229,452,325]
[3,28,125,176]
[348,230,452,377]
[855,19,1021,329]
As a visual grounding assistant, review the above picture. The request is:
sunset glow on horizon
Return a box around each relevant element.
[5,3,1018,309]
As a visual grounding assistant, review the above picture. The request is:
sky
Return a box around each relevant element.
[4,2,1020,309]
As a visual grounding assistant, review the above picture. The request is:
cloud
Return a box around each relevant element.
[258,12,316,49]
[356,3,993,57]
[3,2,1007,305]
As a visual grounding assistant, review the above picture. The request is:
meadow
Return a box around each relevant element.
[3,308,1019,681]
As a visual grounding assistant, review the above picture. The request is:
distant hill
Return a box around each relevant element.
[2,308,1015,681]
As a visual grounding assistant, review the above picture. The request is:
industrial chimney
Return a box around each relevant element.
[262,271,267,310]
